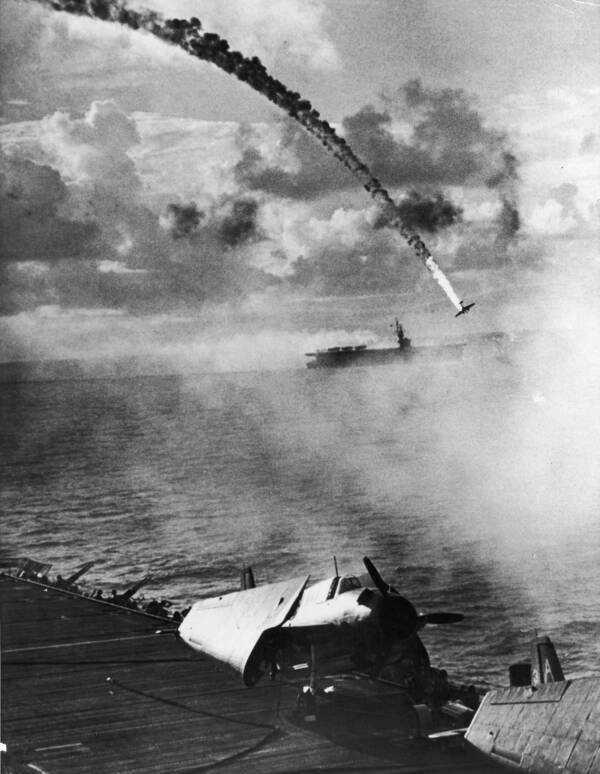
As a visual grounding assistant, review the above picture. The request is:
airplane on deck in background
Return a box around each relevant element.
[178,557,463,714]
[455,301,475,317]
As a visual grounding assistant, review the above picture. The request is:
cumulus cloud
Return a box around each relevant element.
[2,0,340,128]
[1,1,169,120]
[237,80,519,198]
[138,0,340,72]
[231,79,531,275]
[5,65,586,321]
[288,241,421,296]
[0,87,527,317]
[234,119,351,198]
[0,101,278,315]
[0,152,100,265]
[275,205,422,295]
[351,84,522,256]
[40,101,141,189]
[528,199,579,237]
[524,181,599,244]
[233,81,519,255]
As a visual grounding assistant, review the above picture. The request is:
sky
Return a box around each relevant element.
[0,0,599,364]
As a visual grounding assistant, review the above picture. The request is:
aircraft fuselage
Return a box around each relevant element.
[178,561,461,687]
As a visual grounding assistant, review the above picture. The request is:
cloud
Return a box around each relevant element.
[233,82,519,231]
[341,104,438,186]
[234,111,467,246]
[0,2,159,119]
[288,242,420,296]
[275,205,423,295]
[0,1,231,123]
[523,180,599,243]
[40,101,141,189]
[346,81,519,191]
[0,102,277,315]
[234,119,351,198]
[0,152,100,265]
[580,133,596,154]
[232,79,529,272]
[5,71,593,321]
[528,200,579,237]
[137,0,340,72]
[548,183,585,224]
[1,0,340,128]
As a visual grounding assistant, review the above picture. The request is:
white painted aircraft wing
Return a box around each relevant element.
[179,576,309,684]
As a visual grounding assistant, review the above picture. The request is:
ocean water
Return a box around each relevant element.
[1,338,599,687]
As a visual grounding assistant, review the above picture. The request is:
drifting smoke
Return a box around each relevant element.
[163,202,203,239]
[388,190,462,234]
[487,151,521,247]
[163,196,261,246]
[33,0,464,312]
[496,199,520,244]
[218,198,261,246]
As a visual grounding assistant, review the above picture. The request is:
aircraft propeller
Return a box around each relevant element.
[363,556,395,596]
[363,556,418,640]
[362,556,464,640]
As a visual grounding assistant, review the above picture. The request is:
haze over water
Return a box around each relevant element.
[2,293,599,688]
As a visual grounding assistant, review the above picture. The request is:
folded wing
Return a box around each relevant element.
[179,576,309,685]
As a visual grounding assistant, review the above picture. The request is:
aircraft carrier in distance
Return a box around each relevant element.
[305,319,465,369]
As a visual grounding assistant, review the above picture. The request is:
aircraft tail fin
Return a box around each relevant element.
[64,560,96,587]
[531,635,564,686]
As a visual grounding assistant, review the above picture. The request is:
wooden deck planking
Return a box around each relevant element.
[1,573,506,773]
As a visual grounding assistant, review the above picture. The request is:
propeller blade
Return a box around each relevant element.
[417,612,464,625]
[363,556,390,597]
[363,557,461,640]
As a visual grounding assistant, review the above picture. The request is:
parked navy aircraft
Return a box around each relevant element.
[455,301,475,317]
[178,557,463,704]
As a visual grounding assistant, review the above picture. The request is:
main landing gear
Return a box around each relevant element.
[296,643,319,722]
[296,685,318,722]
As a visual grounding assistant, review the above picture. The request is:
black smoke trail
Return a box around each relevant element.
[36,0,465,311]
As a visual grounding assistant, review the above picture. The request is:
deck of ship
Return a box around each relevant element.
[1,573,506,773]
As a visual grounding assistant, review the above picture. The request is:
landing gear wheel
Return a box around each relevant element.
[296,687,317,722]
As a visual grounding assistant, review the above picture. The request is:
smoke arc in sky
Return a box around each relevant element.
[33,0,465,312]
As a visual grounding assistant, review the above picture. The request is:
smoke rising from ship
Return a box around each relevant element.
[34,0,464,312]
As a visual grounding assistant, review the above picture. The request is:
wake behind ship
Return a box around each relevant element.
[305,319,464,369]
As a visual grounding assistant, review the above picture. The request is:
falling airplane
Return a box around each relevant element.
[455,301,475,317]
[178,557,463,711]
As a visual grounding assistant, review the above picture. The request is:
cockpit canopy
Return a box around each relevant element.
[326,575,362,599]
